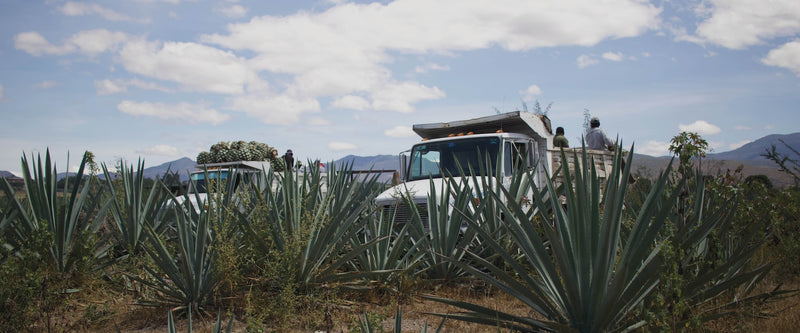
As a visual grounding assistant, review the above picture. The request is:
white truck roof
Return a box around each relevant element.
[412,111,553,143]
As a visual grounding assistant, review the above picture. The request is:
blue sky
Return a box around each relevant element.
[1,0,799,174]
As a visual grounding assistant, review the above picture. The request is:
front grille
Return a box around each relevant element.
[382,203,429,229]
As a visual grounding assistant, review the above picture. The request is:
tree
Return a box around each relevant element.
[669,131,709,173]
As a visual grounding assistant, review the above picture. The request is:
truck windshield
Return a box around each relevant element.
[189,170,230,194]
[408,137,501,181]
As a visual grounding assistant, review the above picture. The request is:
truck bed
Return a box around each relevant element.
[549,148,618,195]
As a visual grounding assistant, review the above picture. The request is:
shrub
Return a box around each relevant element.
[0,225,55,330]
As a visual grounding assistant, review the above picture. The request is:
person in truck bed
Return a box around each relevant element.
[585,117,614,151]
[553,126,569,148]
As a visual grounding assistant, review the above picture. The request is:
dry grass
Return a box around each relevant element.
[701,280,800,333]
[39,277,796,332]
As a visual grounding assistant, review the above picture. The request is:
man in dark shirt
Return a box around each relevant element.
[553,126,569,148]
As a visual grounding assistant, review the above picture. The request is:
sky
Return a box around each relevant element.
[1,0,799,175]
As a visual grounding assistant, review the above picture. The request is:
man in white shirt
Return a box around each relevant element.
[585,117,614,151]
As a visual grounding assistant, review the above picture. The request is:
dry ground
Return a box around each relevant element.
[28,277,800,332]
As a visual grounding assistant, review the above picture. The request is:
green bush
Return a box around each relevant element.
[762,187,800,277]
[0,226,54,330]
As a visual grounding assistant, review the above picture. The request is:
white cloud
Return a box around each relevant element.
[384,125,415,138]
[602,52,624,61]
[371,82,444,113]
[689,0,800,49]
[19,0,663,131]
[95,78,171,95]
[68,29,130,56]
[762,40,800,77]
[0,85,4,99]
[414,62,450,74]
[118,100,230,125]
[520,84,542,101]
[32,81,58,89]
[14,29,128,57]
[96,79,126,95]
[308,117,331,126]
[577,54,598,68]
[217,5,247,18]
[678,120,721,136]
[137,144,180,156]
[118,39,262,95]
[14,32,72,56]
[637,140,671,157]
[60,2,151,23]
[328,141,358,151]
[204,0,659,56]
[200,0,658,115]
[228,94,320,125]
[332,95,370,110]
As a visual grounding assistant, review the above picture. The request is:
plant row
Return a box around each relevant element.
[0,145,792,331]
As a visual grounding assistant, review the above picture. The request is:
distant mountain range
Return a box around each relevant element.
[334,154,400,171]
[140,157,197,181]
[2,133,798,187]
[630,132,800,187]
[708,132,800,164]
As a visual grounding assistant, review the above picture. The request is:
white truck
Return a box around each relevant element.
[374,111,615,225]
[178,160,272,211]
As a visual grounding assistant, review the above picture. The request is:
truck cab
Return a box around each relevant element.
[375,111,555,226]
[177,160,271,211]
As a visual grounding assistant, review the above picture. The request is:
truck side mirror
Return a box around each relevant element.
[400,154,408,181]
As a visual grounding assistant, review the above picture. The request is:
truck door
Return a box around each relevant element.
[504,140,533,176]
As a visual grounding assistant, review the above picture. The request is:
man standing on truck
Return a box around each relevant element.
[585,117,614,151]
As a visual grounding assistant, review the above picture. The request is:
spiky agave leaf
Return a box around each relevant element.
[348,206,427,284]
[136,203,219,312]
[405,174,479,282]
[100,159,170,255]
[0,150,105,273]
[235,161,385,288]
[427,144,681,332]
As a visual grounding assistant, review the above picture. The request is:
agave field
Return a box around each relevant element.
[1,145,799,332]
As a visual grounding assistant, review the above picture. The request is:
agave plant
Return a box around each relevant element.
[348,206,428,285]
[236,161,385,287]
[427,144,682,332]
[461,152,538,264]
[404,151,535,282]
[404,174,480,282]
[136,202,220,312]
[100,159,171,255]
[0,150,106,273]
